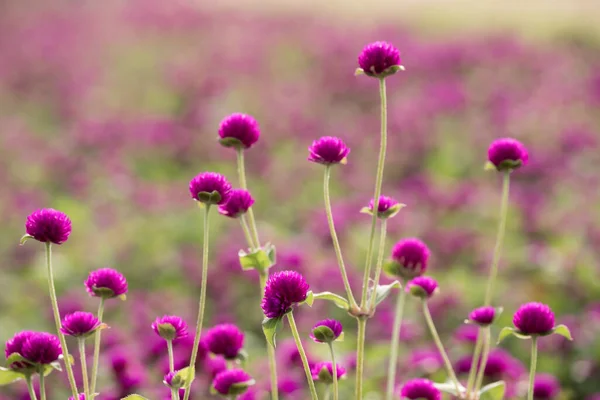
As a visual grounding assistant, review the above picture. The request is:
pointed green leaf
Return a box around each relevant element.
[174,366,195,387]
[312,292,349,310]
[484,161,497,171]
[432,381,466,396]
[5,353,29,366]
[479,380,505,400]
[0,367,24,386]
[336,331,344,342]
[302,291,314,307]
[552,324,573,341]
[354,68,365,76]
[120,395,150,400]
[497,327,516,344]
[262,316,284,348]
[373,280,402,307]
[19,234,33,245]
[238,244,276,272]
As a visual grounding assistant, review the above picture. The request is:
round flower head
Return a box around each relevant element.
[189,172,232,205]
[310,319,343,343]
[5,331,36,370]
[365,195,404,219]
[468,306,497,327]
[261,270,310,319]
[204,323,245,360]
[311,362,346,383]
[218,113,260,149]
[407,276,438,299]
[24,208,72,245]
[308,136,350,165]
[387,238,430,280]
[152,315,189,341]
[534,374,560,399]
[212,369,254,396]
[357,41,402,78]
[21,332,62,364]
[205,355,227,379]
[513,302,555,335]
[164,371,184,390]
[85,268,128,299]
[487,138,529,172]
[400,378,441,400]
[218,189,255,218]
[61,312,102,338]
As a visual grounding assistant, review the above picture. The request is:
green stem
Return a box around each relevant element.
[45,243,79,399]
[26,376,38,400]
[78,339,90,400]
[287,312,319,400]
[466,328,484,396]
[39,371,46,400]
[527,337,538,400]
[183,205,212,400]
[260,272,279,400]
[167,340,177,400]
[368,219,387,311]
[327,343,339,400]
[323,166,357,309]
[360,77,388,308]
[237,149,261,247]
[474,327,491,392]
[484,171,511,306]
[355,317,367,400]
[324,385,332,400]
[385,287,406,400]
[89,297,105,394]
[240,215,258,249]
[422,301,461,394]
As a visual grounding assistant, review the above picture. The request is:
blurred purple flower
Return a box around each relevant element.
[308,136,350,165]
[85,268,128,299]
[152,315,189,341]
[357,41,401,77]
[218,113,260,149]
[25,208,72,244]
[188,172,232,204]
[218,189,254,218]
[204,323,245,360]
[513,302,555,335]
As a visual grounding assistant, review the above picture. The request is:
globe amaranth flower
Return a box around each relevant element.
[407,276,438,299]
[310,319,343,343]
[308,136,350,165]
[261,270,310,319]
[204,323,245,360]
[152,315,189,341]
[218,189,254,218]
[357,41,402,78]
[311,362,346,383]
[21,332,62,364]
[513,302,555,335]
[61,312,102,338]
[218,113,260,149]
[212,369,255,396]
[69,395,86,400]
[85,268,128,299]
[205,355,227,379]
[468,306,497,327]
[278,377,302,395]
[24,208,72,245]
[453,324,479,344]
[487,138,529,172]
[5,331,36,370]
[189,172,232,205]
[386,238,430,280]
[400,378,441,400]
[164,371,185,390]
[364,195,404,219]
[533,374,560,399]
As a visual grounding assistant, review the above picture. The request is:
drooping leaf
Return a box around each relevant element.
[301,291,314,307]
[497,327,530,344]
[19,234,33,245]
[238,244,276,272]
[432,381,466,396]
[262,316,284,348]
[312,292,349,310]
[479,380,505,400]
[0,367,23,386]
[373,280,402,307]
[174,366,195,387]
[551,324,573,341]
[120,395,150,400]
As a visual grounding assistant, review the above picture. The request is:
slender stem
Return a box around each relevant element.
[183,205,212,400]
[26,376,38,400]
[324,385,332,400]
[167,340,177,400]
[39,371,46,400]
[355,317,367,400]
[323,166,357,308]
[527,337,538,400]
[360,77,388,308]
[78,339,90,400]
[484,171,511,306]
[422,301,461,394]
[240,215,258,250]
[466,328,484,396]
[327,343,339,400]
[44,243,79,399]
[286,313,319,400]
[368,219,387,311]
[89,297,105,394]
[474,327,491,392]
[259,272,279,400]
[385,287,406,400]
[237,149,261,247]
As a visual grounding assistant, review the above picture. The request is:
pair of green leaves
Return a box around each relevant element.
[497,324,573,343]
[0,353,74,387]
[238,243,276,272]
[433,380,505,400]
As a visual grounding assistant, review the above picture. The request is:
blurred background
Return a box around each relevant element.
[0,0,599,399]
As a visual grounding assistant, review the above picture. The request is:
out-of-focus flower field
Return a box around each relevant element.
[1,1,599,399]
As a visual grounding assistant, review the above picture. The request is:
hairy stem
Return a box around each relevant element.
[89,297,105,394]
[474,327,491,392]
[385,287,406,400]
[355,317,367,400]
[78,339,90,400]
[237,149,261,247]
[328,343,339,400]
[369,219,387,311]
[287,312,319,400]
[466,328,484,396]
[527,337,538,400]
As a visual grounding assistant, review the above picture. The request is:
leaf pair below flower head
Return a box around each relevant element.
[497,324,573,344]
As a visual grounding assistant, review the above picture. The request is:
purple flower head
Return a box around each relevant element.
[60,312,102,338]
[188,172,232,205]
[152,315,188,341]
[311,362,346,383]
[212,369,254,396]
[24,208,72,245]
[69,395,86,400]
[278,377,302,394]
[454,325,479,344]
[469,306,497,327]
[5,331,36,370]
[400,378,441,400]
[218,189,254,218]
[85,268,128,299]
[164,371,183,389]
[204,355,227,379]
[533,374,560,399]
[308,136,350,165]
[513,302,555,335]
[487,138,529,172]
[21,332,62,364]
[218,113,260,149]
[204,324,245,360]
[388,238,430,280]
[366,195,403,219]
[357,41,401,78]
[406,276,438,299]
[310,319,343,343]
[261,271,310,319]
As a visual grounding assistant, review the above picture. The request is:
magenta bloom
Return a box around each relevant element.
[5,331,35,359]
[152,315,188,341]
[85,268,128,299]
[357,41,401,77]
[212,369,254,396]
[218,113,260,149]
[61,312,102,337]
[204,355,227,379]
[69,395,86,400]
[164,371,176,387]
[218,189,255,218]
[189,172,232,205]
[367,195,403,219]
[487,138,529,171]
[310,319,343,343]
[400,378,441,400]
[533,374,560,399]
[278,377,302,394]
[308,136,350,165]
[25,208,72,245]
[311,362,346,383]
[389,238,430,279]
[21,332,62,364]
[407,276,438,299]
[204,324,245,360]
[261,270,310,319]
[513,302,555,335]
[469,306,496,326]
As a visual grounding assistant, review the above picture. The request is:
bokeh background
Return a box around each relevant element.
[1,0,599,399]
